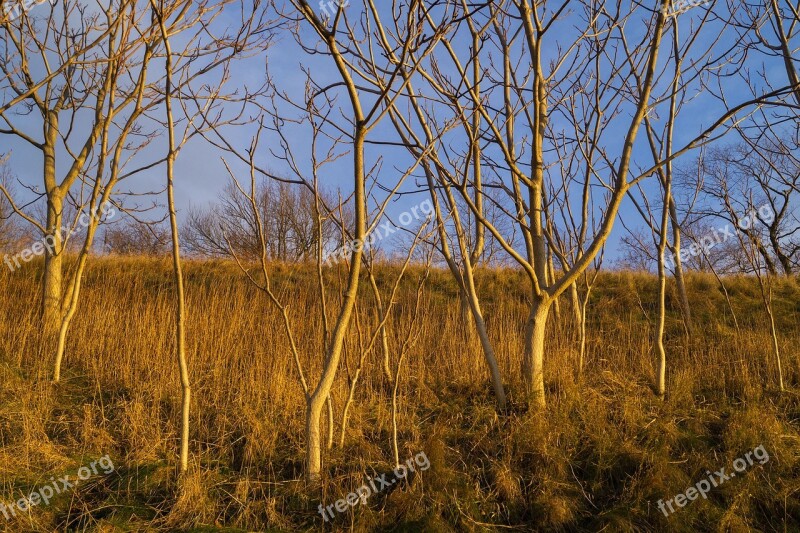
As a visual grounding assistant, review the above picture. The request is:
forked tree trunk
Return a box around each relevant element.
[569,282,587,374]
[366,273,393,384]
[53,238,89,382]
[523,298,551,408]
[305,127,366,482]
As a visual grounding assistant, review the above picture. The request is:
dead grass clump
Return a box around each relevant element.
[161,467,220,529]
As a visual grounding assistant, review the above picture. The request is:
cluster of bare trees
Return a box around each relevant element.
[1,0,797,484]
[183,180,340,261]
[103,218,170,256]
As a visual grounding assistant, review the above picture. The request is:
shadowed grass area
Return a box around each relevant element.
[0,257,798,531]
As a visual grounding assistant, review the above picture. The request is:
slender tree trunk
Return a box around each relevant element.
[705,254,740,332]
[669,199,692,336]
[458,286,475,345]
[548,254,561,325]
[168,140,191,476]
[761,282,785,391]
[304,126,366,482]
[460,295,508,410]
[380,325,391,384]
[523,297,550,408]
[578,295,588,375]
[53,234,91,382]
[366,273,393,384]
[155,7,191,473]
[326,395,334,450]
[424,172,508,410]
[656,24,679,398]
[465,290,507,410]
[569,282,586,375]
[656,183,672,398]
[656,257,667,397]
[765,302,785,391]
[42,245,63,336]
[672,256,692,337]
[339,351,364,447]
[391,350,407,468]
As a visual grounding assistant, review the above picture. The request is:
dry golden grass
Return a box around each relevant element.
[0,256,799,531]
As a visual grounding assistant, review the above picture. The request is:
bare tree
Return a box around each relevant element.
[693,150,791,391]
[184,180,338,261]
[625,11,707,396]
[0,1,139,345]
[194,2,439,479]
[150,0,190,474]
[104,218,170,256]
[146,0,272,475]
[690,141,800,276]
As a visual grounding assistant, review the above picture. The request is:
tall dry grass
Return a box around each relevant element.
[0,256,799,531]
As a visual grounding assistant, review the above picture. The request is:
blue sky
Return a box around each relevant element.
[1,0,796,266]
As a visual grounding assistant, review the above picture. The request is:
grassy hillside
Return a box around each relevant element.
[1,257,799,531]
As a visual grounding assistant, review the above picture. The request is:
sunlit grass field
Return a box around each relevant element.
[1,257,799,531]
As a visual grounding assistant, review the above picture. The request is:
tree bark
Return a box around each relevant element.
[523,297,550,408]
[42,123,64,341]
[305,397,325,481]
[569,282,581,329]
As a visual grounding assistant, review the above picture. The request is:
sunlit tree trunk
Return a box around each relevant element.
[523,297,551,408]
[153,1,190,472]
